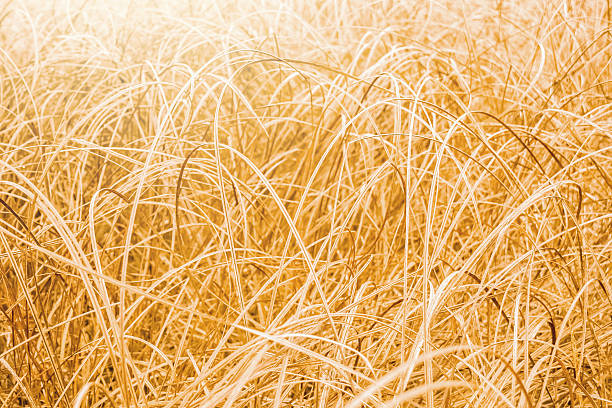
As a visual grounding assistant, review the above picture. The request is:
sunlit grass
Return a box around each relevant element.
[0,0,611,407]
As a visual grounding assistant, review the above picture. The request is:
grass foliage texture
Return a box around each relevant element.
[0,0,611,407]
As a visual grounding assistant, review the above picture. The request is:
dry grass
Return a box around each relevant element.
[0,0,611,406]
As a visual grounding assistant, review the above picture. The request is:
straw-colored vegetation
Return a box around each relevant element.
[0,0,611,406]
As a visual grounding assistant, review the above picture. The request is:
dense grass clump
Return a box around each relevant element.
[0,0,611,406]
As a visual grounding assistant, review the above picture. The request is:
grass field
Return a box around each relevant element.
[0,0,611,406]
